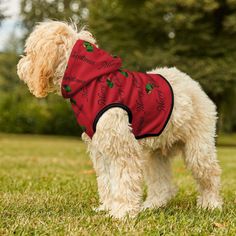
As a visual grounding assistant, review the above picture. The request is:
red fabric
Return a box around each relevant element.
[62,40,174,139]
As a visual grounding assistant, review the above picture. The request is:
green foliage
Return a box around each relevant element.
[20,0,88,33]
[0,52,20,90]
[0,92,82,135]
[0,134,236,234]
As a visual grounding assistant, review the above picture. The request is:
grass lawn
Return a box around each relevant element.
[0,134,236,235]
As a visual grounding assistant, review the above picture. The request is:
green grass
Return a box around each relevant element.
[0,134,236,235]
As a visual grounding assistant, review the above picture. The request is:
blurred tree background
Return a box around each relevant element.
[0,0,235,135]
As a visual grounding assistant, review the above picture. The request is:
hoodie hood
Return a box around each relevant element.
[61,40,122,98]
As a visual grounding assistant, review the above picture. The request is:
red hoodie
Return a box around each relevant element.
[61,40,174,139]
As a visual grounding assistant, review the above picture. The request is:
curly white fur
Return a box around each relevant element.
[17,21,223,219]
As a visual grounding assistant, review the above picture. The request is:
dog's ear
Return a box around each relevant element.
[31,36,64,98]
[17,35,65,98]
[17,22,77,98]
[17,55,31,84]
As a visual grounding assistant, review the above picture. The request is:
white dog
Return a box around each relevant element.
[17,21,222,219]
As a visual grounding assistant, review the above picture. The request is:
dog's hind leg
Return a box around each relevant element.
[142,151,177,210]
[183,136,223,209]
[94,108,144,219]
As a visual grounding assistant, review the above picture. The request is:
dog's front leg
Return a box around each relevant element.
[82,132,111,211]
[94,108,144,219]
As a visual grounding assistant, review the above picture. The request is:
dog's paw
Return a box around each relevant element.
[93,204,110,212]
[142,198,168,210]
[109,203,140,219]
[142,187,178,210]
[197,194,223,210]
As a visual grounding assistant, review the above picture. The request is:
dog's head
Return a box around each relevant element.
[17,21,96,98]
